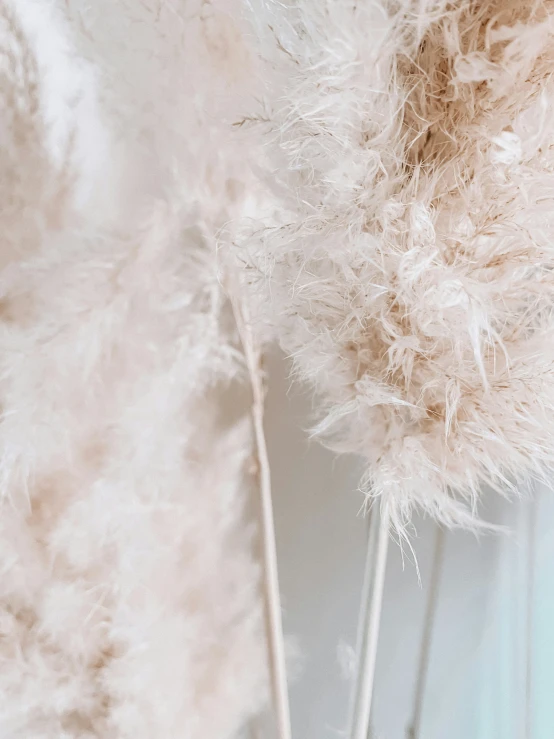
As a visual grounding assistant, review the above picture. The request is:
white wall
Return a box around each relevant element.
[266,350,554,739]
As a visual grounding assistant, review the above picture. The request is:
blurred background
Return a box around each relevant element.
[265,350,554,739]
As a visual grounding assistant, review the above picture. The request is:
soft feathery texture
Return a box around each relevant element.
[241,0,554,530]
[0,1,267,737]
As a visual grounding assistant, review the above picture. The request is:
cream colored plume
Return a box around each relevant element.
[0,1,268,737]
[241,0,554,531]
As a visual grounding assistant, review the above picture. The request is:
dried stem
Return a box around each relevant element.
[407,525,446,739]
[349,504,391,739]
[525,493,538,739]
[230,281,292,739]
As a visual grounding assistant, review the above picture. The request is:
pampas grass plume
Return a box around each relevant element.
[241,0,554,533]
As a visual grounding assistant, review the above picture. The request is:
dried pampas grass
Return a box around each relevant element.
[0,1,269,737]
[241,0,554,531]
[7,0,554,735]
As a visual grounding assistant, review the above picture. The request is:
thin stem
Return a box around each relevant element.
[349,504,391,739]
[407,526,446,739]
[525,493,538,739]
[230,284,292,739]
[248,719,262,739]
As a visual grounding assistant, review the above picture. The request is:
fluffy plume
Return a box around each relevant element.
[0,1,267,737]
[241,0,554,530]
